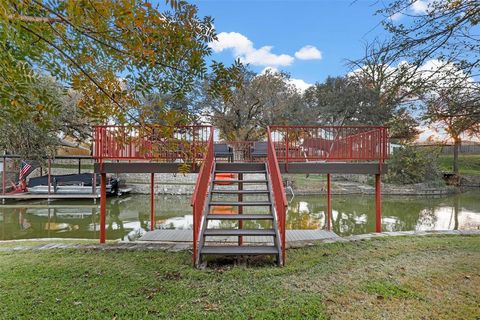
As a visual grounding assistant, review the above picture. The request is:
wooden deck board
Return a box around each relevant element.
[138,229,340,243]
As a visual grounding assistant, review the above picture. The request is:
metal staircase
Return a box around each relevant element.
[196,162,282,266]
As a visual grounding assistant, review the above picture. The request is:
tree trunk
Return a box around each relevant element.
[453,138,461,174]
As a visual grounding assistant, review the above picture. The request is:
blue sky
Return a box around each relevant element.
[195,0,392,87]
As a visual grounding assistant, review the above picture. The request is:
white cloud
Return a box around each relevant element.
[209,32,294,67]
[411,0,429,14]
[294,45,322,60]
[389,12,404,21]
[260,67,312,92]
[289,78,313,92]
[389,0,430,21]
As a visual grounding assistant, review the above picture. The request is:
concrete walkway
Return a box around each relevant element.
[0,230,478,252]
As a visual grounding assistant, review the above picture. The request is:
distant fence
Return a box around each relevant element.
[415,144,480,155]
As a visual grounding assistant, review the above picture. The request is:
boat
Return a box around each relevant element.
[27,173,131,196]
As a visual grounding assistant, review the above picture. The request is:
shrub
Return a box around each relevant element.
[385,146,442,185]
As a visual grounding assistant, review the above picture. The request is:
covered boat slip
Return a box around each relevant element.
[93,125,389,266]
[1,155,131,202]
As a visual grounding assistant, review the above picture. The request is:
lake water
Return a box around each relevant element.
[1,190,479,241]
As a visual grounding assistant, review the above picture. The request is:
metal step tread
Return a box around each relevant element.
[206,214,274,220]
[209,201,272,206]
[201,245,278,255]
[210,190,270,194]
[215,163,266,171]
[213,179,268,183]
[203,229,276,236]
[215,170,266,174]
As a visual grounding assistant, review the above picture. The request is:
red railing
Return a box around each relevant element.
[93,125,212,162]
[191,128,215,265]
[267,127,287,265]
[269,125,389,164]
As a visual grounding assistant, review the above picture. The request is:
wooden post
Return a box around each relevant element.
[100,173,107,243]
[238,172,243,246]
[150,173,155,231]
[78,158,81,174]
[375,174,382,233]
[326,173,331,231]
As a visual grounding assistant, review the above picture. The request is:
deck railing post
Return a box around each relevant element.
[238,172,243,246]
[326,173,331,231]
[150,173,155,231]
[375,174,382,233]
[100,172,107,243]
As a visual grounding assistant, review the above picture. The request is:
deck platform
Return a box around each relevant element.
[139,229,340,243]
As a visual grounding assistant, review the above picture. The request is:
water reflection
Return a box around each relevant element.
[0,191,479,240]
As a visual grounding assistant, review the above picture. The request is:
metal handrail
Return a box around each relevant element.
[269,125,389,165]
[191,128,214,265]
[93,125,212,162]
[267,126,288,265]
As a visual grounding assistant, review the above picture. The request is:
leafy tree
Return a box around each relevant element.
[423,83,480,174]
[385,145,442,184]
[373,0,479,117]
[200,66,301,141]
[0,76,90,161]
[302,75,419,142]
[0,0,216,127]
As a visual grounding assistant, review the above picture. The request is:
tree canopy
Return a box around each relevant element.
[0,0,217,127]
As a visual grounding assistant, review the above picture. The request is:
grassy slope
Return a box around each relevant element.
[0,236,479,320]
[438,154,480,175]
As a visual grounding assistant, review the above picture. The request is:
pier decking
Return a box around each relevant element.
[139,229,340,243]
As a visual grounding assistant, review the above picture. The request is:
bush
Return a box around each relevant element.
[385,146,442,185]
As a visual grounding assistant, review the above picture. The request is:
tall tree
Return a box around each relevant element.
[423,82,480,174]
[374,0,479,116]
[0,76,90,160]
[201,66,301,141]
[0,0,217,127]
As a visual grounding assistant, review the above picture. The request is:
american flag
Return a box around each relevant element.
[19,160,32,181]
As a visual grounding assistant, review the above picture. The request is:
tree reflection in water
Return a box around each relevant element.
[0,191,479,240]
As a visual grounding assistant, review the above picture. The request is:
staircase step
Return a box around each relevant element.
[213,179,268,184]
[209,201,271,206]
[207,214,273,220]
[201,246,278,256]
[215,170,266,174]
[215,163,266,171]
[203,229,276,236]
[210,190,270,194]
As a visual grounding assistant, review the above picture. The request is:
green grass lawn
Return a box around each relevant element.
[284,174,327,191]
[0,235,479,319]
[438,154,480,175]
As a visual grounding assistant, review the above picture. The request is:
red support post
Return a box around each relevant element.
[150,173,155,231]
[326,173,331,231]
[375,174,382,233]
[238,173,243,246]
[100,173,107,243]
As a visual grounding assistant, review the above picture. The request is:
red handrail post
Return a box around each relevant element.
[326,173,331,231]
[100,172,107,243]
[267,126,288,265]
[191,126,214,266]
[375,173,382,233]
[150,173,155,231]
